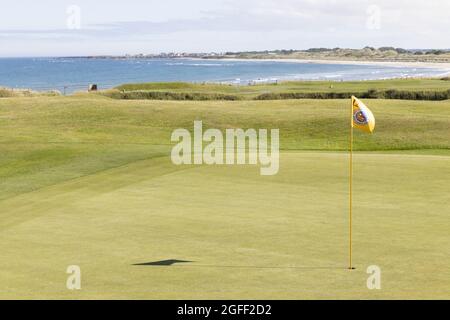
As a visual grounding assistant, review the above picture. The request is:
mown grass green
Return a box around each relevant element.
[0,93,449,299]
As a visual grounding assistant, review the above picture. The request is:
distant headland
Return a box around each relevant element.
[75,47,450,64]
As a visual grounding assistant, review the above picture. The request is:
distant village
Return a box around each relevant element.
[84,52,224,59]
[81,47,450,62]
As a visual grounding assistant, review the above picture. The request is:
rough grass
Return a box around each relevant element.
[0,87,61,98]
[116,79,450,93]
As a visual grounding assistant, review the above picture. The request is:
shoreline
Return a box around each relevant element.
[179,57,450,79]
[1,58,449,94]
[45,55,450,70]
[200,57,450,71]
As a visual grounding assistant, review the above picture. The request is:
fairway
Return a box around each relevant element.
[0,95,449,299]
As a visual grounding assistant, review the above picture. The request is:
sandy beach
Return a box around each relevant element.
[212,57,450,74]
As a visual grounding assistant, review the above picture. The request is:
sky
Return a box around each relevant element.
[0,0,448,57]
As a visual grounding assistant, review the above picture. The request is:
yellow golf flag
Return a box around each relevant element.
[351,96,375,133]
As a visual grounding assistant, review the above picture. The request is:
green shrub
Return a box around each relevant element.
[255,89,448,101]
[101,84,450,102]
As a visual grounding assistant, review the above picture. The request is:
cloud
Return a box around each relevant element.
[0,0,448,54]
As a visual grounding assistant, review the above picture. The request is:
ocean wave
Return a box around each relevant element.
[45,59,76,63]
[323,74,343,79]
[165,62,235,67]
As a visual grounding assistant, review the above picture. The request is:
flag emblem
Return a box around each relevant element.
[353,110,368,125]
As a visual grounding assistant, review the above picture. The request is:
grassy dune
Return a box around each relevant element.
[215,48,450,63]
[0,93,449,299]
[116,79,450,93]
[109,79,450,100]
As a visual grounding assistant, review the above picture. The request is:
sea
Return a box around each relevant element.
[0,57,448,94]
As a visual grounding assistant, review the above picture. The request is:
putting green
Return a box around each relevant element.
[0,151,448,299]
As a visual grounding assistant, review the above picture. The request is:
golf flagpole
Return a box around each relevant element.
[348,96,375,270]
[349,98,354,270]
